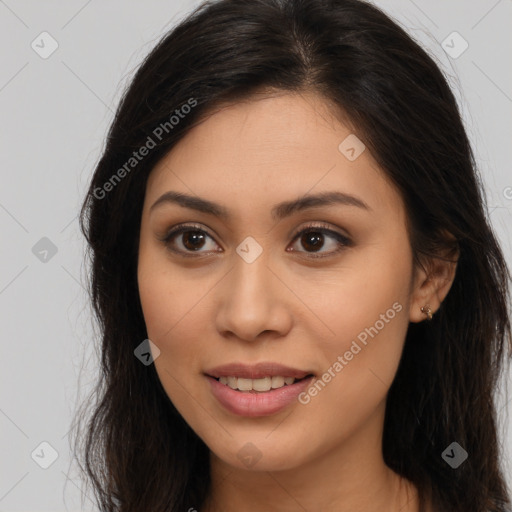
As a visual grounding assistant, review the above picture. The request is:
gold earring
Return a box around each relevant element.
[420,304,433,321]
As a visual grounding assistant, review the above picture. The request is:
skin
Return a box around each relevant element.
[137,90,456,512]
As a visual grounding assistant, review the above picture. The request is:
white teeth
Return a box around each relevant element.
[237,378,253,391]
[253,376,272,392]
[216,376,301,391]
[271,376,284,389]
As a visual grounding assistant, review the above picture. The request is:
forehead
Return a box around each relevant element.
[145,91,404,221]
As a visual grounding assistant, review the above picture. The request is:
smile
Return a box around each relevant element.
[206,374,315,417]
[214,375,311,392]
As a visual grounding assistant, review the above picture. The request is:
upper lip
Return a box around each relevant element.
[204,362,313,380]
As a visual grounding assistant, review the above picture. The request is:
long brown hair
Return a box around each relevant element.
[74,0,512,510]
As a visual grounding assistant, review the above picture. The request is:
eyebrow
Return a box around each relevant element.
[150,190,371,221]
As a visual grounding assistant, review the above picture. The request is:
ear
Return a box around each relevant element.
[409,245,459,323]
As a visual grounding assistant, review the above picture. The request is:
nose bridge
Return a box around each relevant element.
[228,244,274,311]
[215,242,291,340]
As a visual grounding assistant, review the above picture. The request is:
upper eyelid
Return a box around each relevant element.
[290,223,350,240]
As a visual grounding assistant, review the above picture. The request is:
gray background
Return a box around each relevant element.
[0,0,511,510]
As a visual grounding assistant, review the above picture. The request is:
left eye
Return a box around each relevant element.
[287,225,351,258]
[161,223,351,258]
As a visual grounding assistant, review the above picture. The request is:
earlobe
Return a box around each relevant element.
[409,253,458,323]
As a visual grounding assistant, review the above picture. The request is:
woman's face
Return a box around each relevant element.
[137,91,422,472]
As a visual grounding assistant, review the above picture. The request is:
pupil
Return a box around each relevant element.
[183,231,205,250]
[302,232,323,252]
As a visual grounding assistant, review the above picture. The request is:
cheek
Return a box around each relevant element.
[137,263,210,420]
[138,275,206,356]
[294,241,412,434]
[304,237,413,357]
[137,248,220,404]
[138,242,208,341]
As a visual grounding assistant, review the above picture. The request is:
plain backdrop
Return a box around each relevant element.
[0,1,511,510]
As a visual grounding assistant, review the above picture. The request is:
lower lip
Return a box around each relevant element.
[205,375,314,417]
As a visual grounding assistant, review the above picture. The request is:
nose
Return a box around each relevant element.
[214,249,293,342]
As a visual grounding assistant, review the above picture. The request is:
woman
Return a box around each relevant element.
[74,0,512,511]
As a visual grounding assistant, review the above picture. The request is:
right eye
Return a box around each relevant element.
[161,223,222,257]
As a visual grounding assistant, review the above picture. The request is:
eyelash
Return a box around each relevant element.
[160,222,352,259]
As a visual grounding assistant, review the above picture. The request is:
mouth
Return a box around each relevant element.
[205,372,316,417]
[208,374,314,393]
[204,362,316,415]
[204,362,315,416]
